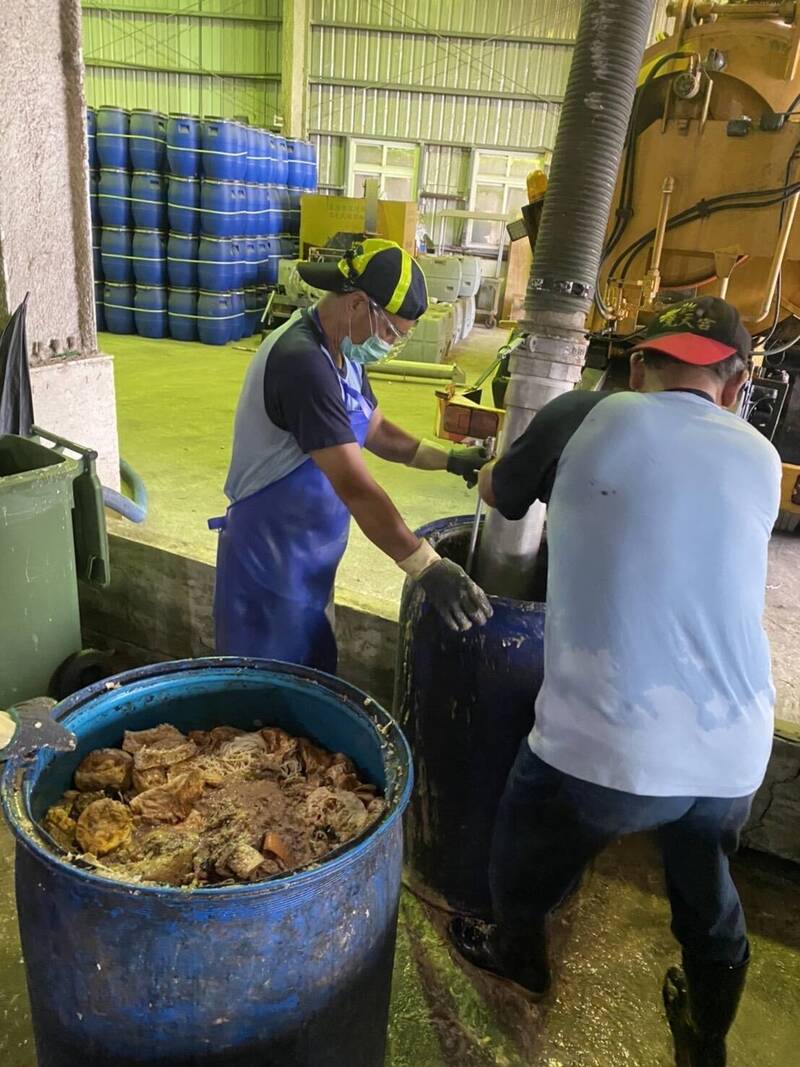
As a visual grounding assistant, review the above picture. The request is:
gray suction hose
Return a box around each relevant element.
[102,458,148,524]
[476,0,655,597]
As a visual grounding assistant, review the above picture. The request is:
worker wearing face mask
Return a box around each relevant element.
[211,239,492,672]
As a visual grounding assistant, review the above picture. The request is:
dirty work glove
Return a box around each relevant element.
[447,445,491,488]
[398,541,492,632]
[417,559,493,631]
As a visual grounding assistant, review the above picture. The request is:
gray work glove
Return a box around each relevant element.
[417,559,493,631]
[446,445,491,488]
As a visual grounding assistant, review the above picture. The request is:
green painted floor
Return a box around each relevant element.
[106,327,507,619]
[2,821,798,1065]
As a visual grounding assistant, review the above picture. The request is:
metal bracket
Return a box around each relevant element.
[528,275,595,300]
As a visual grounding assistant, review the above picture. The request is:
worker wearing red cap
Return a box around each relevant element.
[211,239,492,673]
[450,297,781,1067]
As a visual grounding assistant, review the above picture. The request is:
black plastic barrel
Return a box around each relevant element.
[2,658,413,1067]
[395,516,546,917]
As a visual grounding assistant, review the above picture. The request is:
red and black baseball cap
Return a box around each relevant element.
[631,296,752,366]
[296,238,428,321]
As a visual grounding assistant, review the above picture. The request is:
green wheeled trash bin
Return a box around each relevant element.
[0,425,110,708]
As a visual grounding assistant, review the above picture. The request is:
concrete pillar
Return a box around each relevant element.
[0,0,119,488]
[281,0,308,137]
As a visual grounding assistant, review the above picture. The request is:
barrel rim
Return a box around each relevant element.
[1,657,413,899]
[416,514,546,610]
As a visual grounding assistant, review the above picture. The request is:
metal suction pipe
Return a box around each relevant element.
[476,0,656,598]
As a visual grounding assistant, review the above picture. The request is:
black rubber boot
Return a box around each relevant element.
[663,949,749,1067]
[448,915,551,1001]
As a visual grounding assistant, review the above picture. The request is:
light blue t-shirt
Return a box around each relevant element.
[526,391,781,797]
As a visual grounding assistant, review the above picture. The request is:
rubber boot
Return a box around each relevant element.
[448,915,551,1001]
[663,949,749,1067]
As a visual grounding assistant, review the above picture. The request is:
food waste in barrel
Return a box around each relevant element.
[41,723,385,886]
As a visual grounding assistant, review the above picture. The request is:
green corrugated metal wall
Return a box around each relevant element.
[81,1,282,126]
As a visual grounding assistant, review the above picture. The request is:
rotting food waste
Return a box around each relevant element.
[42,723,385,886]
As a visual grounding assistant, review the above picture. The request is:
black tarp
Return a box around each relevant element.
[0,293,33,436]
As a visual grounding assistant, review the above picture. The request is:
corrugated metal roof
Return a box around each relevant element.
[82,5,280,124]
[94,0,281,17]
[310,0,582,40]
[310,25,570,99]
[83,10,280,76]
[86,67,280,125]
[309,84,561,152]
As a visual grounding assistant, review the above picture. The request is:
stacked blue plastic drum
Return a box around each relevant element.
[88,105,317,345]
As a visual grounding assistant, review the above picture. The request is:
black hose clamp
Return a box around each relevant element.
[529,275,595,300]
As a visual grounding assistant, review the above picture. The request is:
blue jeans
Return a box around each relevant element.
[489,740,752,966]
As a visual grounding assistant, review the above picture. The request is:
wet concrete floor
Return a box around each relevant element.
[2,821,798,1065]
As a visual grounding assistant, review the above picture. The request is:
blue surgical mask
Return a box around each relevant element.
[341,333,392,365]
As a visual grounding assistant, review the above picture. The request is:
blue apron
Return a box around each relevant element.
[210,347,373,674]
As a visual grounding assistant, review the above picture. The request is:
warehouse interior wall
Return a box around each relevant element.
[80,1,672,237]
[82,1,283,128]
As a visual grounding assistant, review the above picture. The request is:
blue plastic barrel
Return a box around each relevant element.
[281,236,300,261]
[92,241,103,281]
[168,287,198,341]
[100,226,133,283]
[166,175,201,235]
[287,138,304,190]
[262,185,280,236]
[89,171,100,227]
[253,129,272,184]
[86,107,98,170]
[201,178,245,237]
[197,290,234,344]
[96,106,129,169]
[102,281,135,333]
[98,168,132,228]
[92,224,102,252]
[129,109,167,171]
[134,285,168,338]
[306,139,318,191]
[273,185,290,236]
[242,238,259,286]
[197,235,238,292]
[132,229,167,286]
[395,515,546,918]
[273,135,289,186]
[245,183,265,236]
[233,122,249,180]
[201,117,246,180]
[285,189,301,236]
[94,280,105,331]
[256,237,278,285]
[131,171,167,230]
[264,131,277,185]
[1,658,411,1067]
[245,125,261,183]
[244,287,262,335]
[231,288,247,339]
[167,232,199,288]
[166,113,201,177]
[255,283,268,325]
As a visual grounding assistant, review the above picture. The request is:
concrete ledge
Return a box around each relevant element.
[80,533,799,865]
